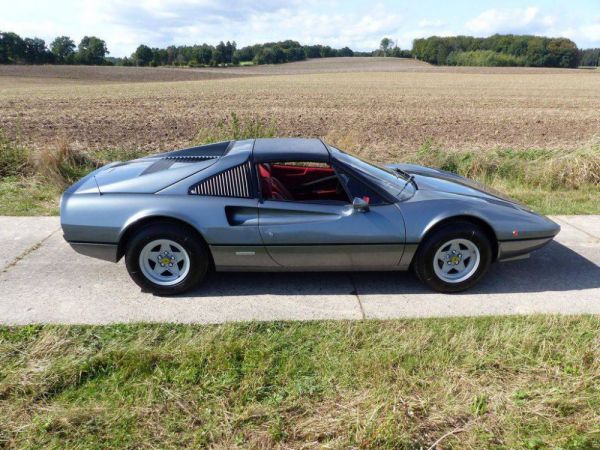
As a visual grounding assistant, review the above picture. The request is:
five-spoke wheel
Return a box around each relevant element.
[414,221,492,293]
[432,238,481,284]
[125,223,209,295]
[139,239,190,286]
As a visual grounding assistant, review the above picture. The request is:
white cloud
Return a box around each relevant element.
[417,19,445,28]
[81,0,404,55]
[2,1,599,57]
[465,7,556,35]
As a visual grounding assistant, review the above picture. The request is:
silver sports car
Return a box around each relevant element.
[60,138,560,295]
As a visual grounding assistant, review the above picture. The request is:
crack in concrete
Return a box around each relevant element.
[349,274,366,320]
[2,228,60,273]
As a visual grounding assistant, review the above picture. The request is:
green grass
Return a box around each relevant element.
[409,142,599,191]
[401,141,600,214]
[490,183,599,215]
[194,112,277,144]
[0,177,60,216]
[1,317,598,448]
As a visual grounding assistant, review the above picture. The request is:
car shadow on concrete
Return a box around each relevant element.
[189,241,599,297]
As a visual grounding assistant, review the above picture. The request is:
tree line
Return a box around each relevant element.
[411,34,582,68]
[2,30,597,68]
[0,32,108,65]
[579,48,600,67]
[126,40,361,67]
[0,31,363,67]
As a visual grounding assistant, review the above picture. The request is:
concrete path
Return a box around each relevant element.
[0,215,598,325]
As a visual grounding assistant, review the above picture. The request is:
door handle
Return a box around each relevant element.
[225,206,259,226]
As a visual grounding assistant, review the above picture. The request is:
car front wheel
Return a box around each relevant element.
[125,223,209,295]
[414,221,492,293]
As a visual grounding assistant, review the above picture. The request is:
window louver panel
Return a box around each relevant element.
[165,155,217,160]
[189,162,252,198]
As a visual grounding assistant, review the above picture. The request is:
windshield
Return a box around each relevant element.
[328,145,411,198]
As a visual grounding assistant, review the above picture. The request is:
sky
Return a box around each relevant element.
[0,0,599,57]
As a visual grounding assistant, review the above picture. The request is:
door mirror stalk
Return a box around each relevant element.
[352,197,369,213]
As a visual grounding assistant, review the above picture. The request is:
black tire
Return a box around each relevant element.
[125,223,209,296]
[414,221,492,293]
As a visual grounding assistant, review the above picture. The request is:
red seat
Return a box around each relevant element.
[259,163,293,200]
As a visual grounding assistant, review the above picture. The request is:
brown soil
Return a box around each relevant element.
[1,58,598,156]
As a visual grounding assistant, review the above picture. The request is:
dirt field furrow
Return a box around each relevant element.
[1,58,599,156]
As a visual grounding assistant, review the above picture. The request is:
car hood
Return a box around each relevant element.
[93,157,217,194]
[387,163,532,210]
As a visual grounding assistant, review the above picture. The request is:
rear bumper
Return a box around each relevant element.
[68,241,119,262]
[497,236,554,262]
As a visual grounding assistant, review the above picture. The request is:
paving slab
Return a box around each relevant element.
[0,215,598,325]
[554,215,600,240]
[551,216,599,246]
[0,217,60,270]
[0,231,361,325]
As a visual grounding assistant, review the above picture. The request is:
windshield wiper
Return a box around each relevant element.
[393,167,411,179]
[393,168,417,186]
[398,174,417,196]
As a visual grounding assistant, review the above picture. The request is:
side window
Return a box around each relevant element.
[337,170,386,205]
[257,161,349,203]
[189,161,253,198]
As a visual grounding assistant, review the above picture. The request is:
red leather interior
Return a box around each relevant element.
[258,163,346,202]
[258,163,293,200]
[270,164,334,190]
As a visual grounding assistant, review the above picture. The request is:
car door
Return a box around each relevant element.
[257,166,405,269]
[186,160,277,269]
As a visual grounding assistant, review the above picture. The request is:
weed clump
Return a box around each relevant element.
[0,130,31,177]
[194,112,277,143]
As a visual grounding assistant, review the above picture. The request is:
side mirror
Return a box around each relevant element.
[352,197,369,213]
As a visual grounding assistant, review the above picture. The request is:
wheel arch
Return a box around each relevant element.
[116,215,213,266]
[417,215,499,262]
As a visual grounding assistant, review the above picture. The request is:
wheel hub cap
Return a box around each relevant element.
[158,253,175,267]
[447,252,462,265]
[434,238,481,284]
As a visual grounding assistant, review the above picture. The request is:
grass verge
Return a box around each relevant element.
[407,141,600,215]
[1,121,599,216]
[0,317,598,448]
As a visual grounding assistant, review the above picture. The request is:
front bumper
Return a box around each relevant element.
[68,241,119,262]
[497,237,554,262]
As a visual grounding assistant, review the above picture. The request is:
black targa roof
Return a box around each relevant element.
[252,138,330,162]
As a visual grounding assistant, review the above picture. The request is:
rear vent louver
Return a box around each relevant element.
[165,155,217,160]
[189,162,253,198]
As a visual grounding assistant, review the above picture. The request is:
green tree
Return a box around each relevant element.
[253,47,275,64]
[579,48,600,66]
[546,38,578,68]
[134,44,153,66]
[50,36,75,64]
[338,46,354,57]
[320,45,335,57]
[0,31,25,63]
[76,36,108,65]
[224,41,235,63]
[211,41,226,65]
[304,45,322,58]
[412,34,579,68]
[23,37,50,63]
[380,37,393,56]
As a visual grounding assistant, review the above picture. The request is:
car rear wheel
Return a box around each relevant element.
[414,221,492,293]
[125,223,209,295]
